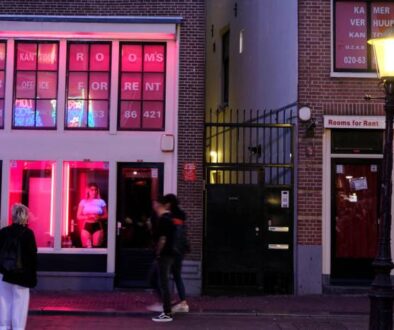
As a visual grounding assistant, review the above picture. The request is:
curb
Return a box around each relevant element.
[28,309,370,318]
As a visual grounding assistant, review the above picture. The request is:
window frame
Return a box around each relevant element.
[222,30,230,105]
[117,42,167,131]
[12,40,59,129]
[0,40,6,129]
[65,41,112,131]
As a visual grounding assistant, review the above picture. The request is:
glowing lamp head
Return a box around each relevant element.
[209,150,218,163]
[369,27,394,80]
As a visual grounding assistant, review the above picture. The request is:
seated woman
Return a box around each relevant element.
[77,183,108,248]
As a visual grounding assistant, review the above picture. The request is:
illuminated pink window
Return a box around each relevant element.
[13,41,58,129]
[9,160,55,248]
[63,161,109,249]
[118,43,166,130]
[66,42,111,129]
[0,41,6,128]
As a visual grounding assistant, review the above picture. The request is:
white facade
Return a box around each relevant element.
[0,17,181,288]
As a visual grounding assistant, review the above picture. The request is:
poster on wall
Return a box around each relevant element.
[335,1,368,70]
[334,1,394,71]
[183,163,197,182]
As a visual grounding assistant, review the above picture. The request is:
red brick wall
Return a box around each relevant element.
[298,0,383,245]
[0,0,206,260]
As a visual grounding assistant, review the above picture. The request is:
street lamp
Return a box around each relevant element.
[368,30,394,330]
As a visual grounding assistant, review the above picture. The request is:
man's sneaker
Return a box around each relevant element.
[146,303,163,312]
[152,313,173,322]
[172,302,190,313]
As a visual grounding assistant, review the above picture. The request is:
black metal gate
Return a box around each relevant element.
[204,105,296,294]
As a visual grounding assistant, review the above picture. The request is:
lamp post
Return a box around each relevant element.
[368,31,394,330]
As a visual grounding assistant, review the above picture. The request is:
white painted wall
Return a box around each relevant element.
[206,0,298,111]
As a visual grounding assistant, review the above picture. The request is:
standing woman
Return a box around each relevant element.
[77,183,108,248]
[0,203,37,330]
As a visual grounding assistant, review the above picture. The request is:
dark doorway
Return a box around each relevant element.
[115,162,163,287]
[205,184,265,291]
[331,159,381,284]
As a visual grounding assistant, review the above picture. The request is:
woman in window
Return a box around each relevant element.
[77,183,108,248]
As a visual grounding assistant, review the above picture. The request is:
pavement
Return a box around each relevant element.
[29,290,370,317]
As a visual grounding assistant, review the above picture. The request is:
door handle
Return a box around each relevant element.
[117,222,122,236]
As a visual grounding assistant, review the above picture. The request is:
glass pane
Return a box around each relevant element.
[143,73,164,100]
[117,166,160,249]
[36,100,56,128]
[121,44,142,72]
[38,43,58,71]
[0,99,4,128]
[88,100,108,128]
[16,71,36,99]
[119,101,141,129]
[16,43,37,70]
[67,100,87,128]
[63,161,109,248]
[37,72,57,99]
[89,44,110,71]
[69,43,89,71]
[120,73,142,100]
[89,72,109,100]
[68,72,88,99]
[9,160,55,248]
[331,129,383,154]
[334,163,378,258]
[142,101,164,129]
[13,99,35,127]
[143,45,165,72]
[0,43,5,70]
[0,71,5,98]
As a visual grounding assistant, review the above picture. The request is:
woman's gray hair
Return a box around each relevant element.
[11,203,29,225]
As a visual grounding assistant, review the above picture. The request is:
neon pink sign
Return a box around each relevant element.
[121,73,142,100]
[143,73,164,100]
[89,100,108,128]
[120,101,141,129]
[16,72,36,98]
[142,101,163,129]
[121,45,143,72]
[90,44,110,71]
[68,72,88,99]
[143,45,165,72]
[17,43,38,70]
[69,44,89,71]
[38,43,58,71]
[88,72,109,99]
[37,72,57,99]
[335,2,368,70]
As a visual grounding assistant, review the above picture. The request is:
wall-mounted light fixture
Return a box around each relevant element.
[298,106,316,137]
[209,150,218,163]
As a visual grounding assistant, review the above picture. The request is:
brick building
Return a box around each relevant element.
[204,0,391,295]
[0,0,205,294]
[298,0,388,293]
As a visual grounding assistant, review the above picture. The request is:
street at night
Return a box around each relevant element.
[26,314,368,330]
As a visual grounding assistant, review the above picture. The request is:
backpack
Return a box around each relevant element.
[172,218,191,255]
[0,229,25,273]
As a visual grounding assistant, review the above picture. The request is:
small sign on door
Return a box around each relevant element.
[281,190,290,208]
